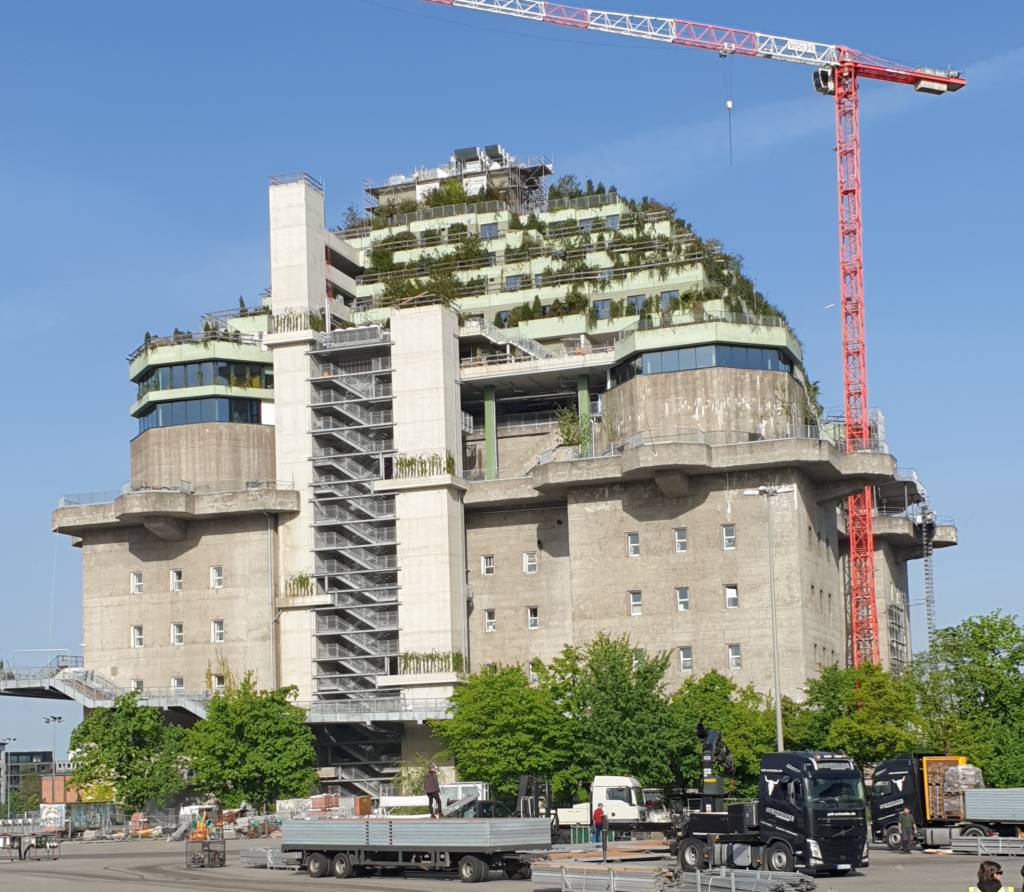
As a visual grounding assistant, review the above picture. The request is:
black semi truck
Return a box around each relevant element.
[671,726,869,875]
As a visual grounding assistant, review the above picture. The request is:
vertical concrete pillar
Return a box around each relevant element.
[484,385,497,481]
[577,374,590,457]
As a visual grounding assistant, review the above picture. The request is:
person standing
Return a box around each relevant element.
[968,860,1014,892]
[424,766,442,819]
[592,802,605,844]
[898,807,916,854]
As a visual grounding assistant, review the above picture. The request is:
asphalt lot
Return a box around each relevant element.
[0,841,1015,891]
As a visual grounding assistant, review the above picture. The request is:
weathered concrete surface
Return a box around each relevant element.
[129,422,277,485]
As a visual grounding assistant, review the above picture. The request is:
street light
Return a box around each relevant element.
[743,484,794,752]
[0,738,15,818]
[43,717,63,807]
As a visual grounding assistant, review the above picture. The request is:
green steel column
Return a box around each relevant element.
[577,374,590,457]
[484,385,497,481]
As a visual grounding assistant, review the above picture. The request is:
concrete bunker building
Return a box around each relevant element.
[10,147,956,795]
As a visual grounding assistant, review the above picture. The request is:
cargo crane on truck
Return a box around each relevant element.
[419,0,965,667]
[669,725,869,875]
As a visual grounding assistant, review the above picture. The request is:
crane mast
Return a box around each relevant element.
[421,0,964,666]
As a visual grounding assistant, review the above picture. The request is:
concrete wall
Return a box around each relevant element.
[129,423,277,485]
[601,367,804,442]
[80,516,274,691]
[269,180,327,315]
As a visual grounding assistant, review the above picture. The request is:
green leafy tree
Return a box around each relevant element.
[69,691,186,811]
[784,664,859,752]
[825,663,919,764]
[185,673,318,810]
[11,773,42,814]
[429,665,569,806]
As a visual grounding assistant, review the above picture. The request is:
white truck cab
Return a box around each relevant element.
[556,776,648,828]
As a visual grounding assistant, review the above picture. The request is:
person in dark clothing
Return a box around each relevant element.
[969,860,1013,892]
[898,807,916,853]
[424,766,442,818]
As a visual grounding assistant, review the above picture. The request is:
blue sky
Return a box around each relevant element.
[1,0,1021,754]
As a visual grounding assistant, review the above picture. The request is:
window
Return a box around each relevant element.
[211,566,224,589]
[819,590,824,613]
[593,299,610,320]
[523,552,538,575]
[481,555,495,576]
[527,607,539,630]
[131,626,144,648]
[627,294,645,314]
[725,585,739,609]
[171,569,183,592]
[676,587,690,612]
[131,679,144,693]
[626,532,640,557]
[814,644,818,665]
[212,620,225,644]
[480,222,498,240]
[534,273,544,288]
[629,591,643,616]
[529,668,539,685]
[728,644,742,669]
[722,524,736,550]
[660,290,679,311]
[213,675,225,692]
[171,676,184,692]
[578,218,593,234]
[828,592,833,616]
[484,609,496,633]
[131,572,143,595]
[606,214,620,231]
[599,268,613,282]
[171,623,184,646]
[679,646,693,672]
[505,274,522,292]
[674,528,687,553]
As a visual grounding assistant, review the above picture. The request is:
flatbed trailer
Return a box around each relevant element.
[281,817,552,881]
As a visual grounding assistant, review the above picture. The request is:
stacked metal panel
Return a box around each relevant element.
[530,863,817,892]
[282,818,553,850]
[965,789,1024,822]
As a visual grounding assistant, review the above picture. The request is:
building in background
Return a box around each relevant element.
[6,751,53,797]
[4,147,956,796]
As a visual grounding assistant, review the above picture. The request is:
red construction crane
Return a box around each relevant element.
[422,0,965,667]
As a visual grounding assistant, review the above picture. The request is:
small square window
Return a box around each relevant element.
[171,569,183,592]
[629,591,643,616]
[599,268,613,282]
[593,299,610,320]
[131,572,143,595]
[211,566,224,589]
[523,552,538,574]
[579,218,593,235]
[212,620,225,644]
[627,294,645,314]
[480,222,498,240]
[171,676,185,692]
[679,646,693,672]
[131,679,144,693]
[676,587,690,612]
[626,532,640,558]
[529,668,539,685]
[484,609,496,633]
[606,214,620,231]
[527,607,539,630]
[660,290,679,311]
[481,555,495,576]
[534,273,543,288]
[725,585,739,609]
[131,626,144,648]
[728,643,742,669]
[674,528,687,553]
[722,524,736,550]
[213,675,225,692]
[505,274,523,292]
[171,623,184,646]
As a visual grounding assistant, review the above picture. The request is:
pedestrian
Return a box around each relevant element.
[592,802,605,844]
[424,765,443,819]
[968,860,1014,892]
[898,807,916,853]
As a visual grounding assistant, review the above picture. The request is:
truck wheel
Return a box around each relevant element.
[307,852,330,878]
[885,826,903,851]
[460,855,489,883]
[333,853,354,879]
[678,838,706,872]
[962,825,987,838]
[504,860,531,880]
[766,843,793,872]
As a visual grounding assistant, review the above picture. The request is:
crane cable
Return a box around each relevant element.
[722,53,734,166]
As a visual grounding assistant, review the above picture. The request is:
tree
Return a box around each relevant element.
[185,673,318,810]
[824,663,919,764]
[784,664,859,752]
[429,665,569,806]
[11,773,41,814]
[69,692,185,811]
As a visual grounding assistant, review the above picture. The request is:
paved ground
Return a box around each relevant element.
[0,840,1016,891]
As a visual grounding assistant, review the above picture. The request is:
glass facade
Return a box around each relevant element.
[138,398,261,433]
[610,344,794,388]
[136,362,272,399]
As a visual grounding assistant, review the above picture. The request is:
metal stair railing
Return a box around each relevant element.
[476,318,553,360]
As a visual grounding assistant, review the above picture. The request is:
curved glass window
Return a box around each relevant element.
[138,398,261,433]
[136,362,273,399]
[611,344,793,388]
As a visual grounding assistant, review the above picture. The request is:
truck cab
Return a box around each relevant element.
[870,755,927,847]
[554,775,648,833]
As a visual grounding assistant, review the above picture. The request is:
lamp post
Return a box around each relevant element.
[0,738,15,818]
[43,717,63,806]
[743,484,794,752]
